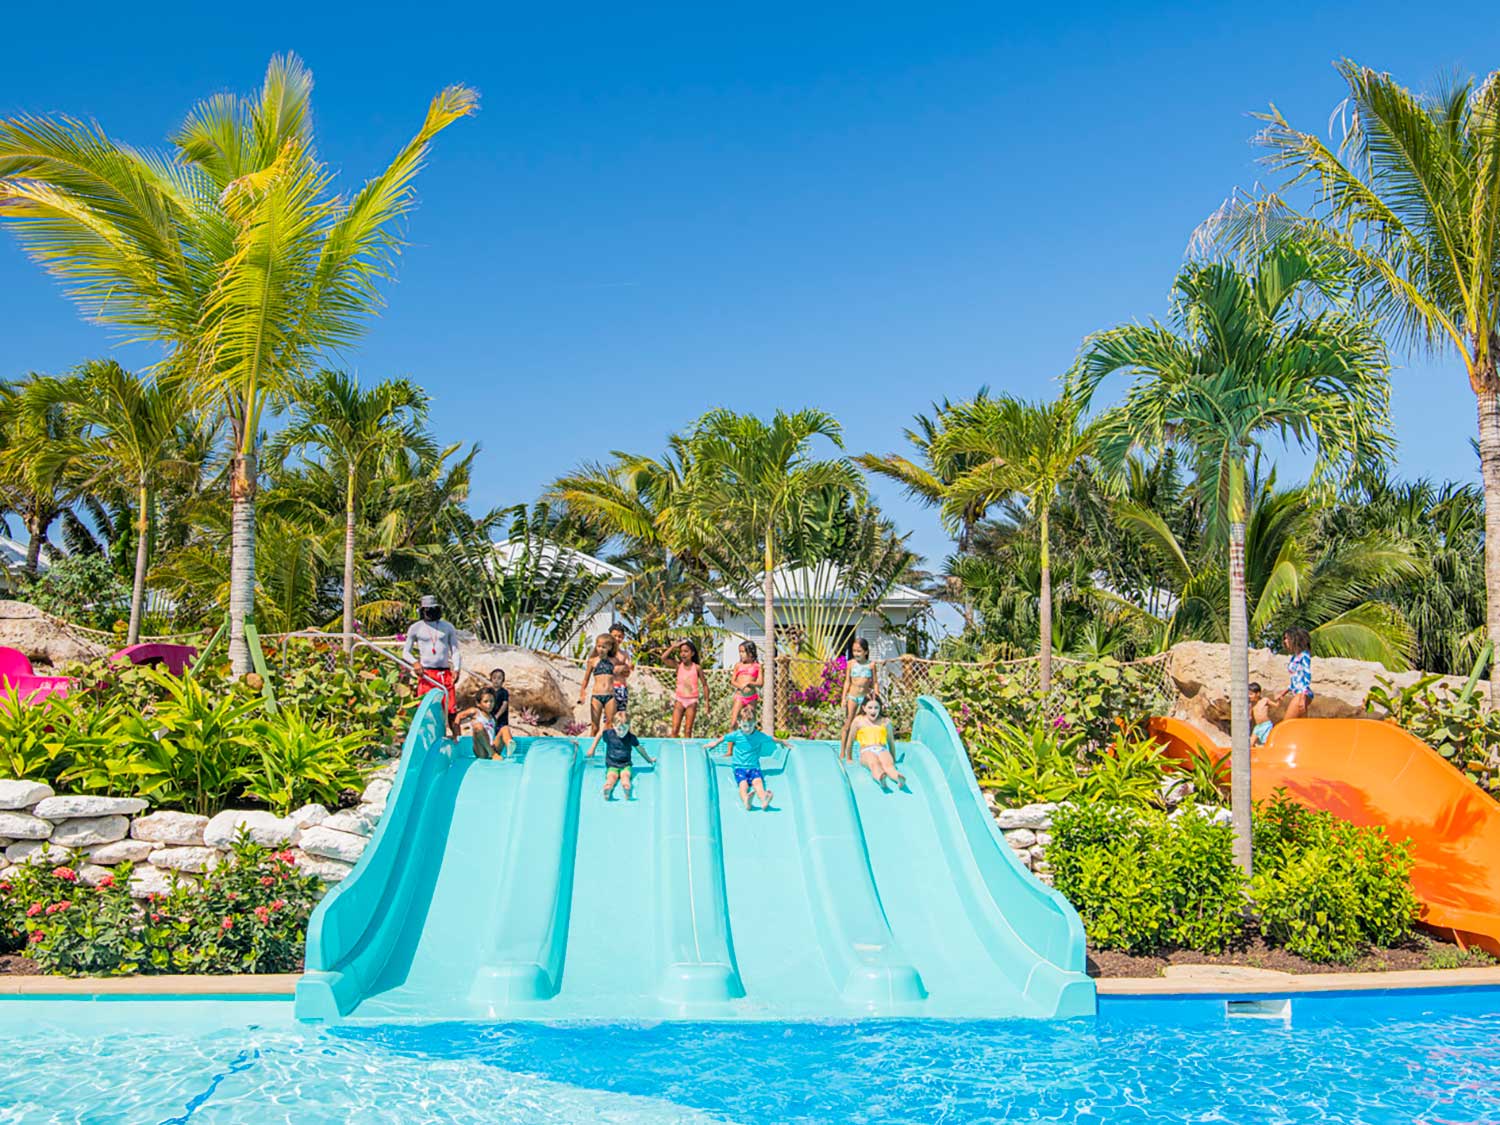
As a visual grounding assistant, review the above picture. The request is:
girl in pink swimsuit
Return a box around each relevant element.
[729,640,762,727]
[667,639,707,737]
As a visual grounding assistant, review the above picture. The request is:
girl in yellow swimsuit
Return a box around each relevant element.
[848,696,905,791]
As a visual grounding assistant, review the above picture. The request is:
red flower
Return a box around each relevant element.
[254,906,270,923]
[28,930,44,944]
[221,917,234,930]
[150,912,162,923]
[148,893,161,904]
[269,899,285,912]
[45,901,70,915]
[51,866,77,883]
[25,903,43,918]
[0,881,11,892]
[96,875,115,889]
[277,850,297,864]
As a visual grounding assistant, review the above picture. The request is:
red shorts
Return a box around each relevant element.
[417,667,457,714]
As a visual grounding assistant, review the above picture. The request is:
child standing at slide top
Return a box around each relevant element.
[838,638,878,762]
[608,622,633,711]
[486,668,516,757]
[728,640,762,727]
[706,712,790,811]
[1249,682,1273,747]
[661,639,707,738]
[585,708,655,800]
[578,633,620,736]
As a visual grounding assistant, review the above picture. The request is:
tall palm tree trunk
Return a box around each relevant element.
[1038,506,1053,695]
[762,532,775,734]
[343,466,357,656]
[24,514,45,576]
[1477,380,1500,703]
[127,481,150,645]
[1227,473,1253,874]
[228,451,258,676]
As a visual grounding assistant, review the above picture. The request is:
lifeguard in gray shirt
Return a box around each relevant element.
[403,595,462,735]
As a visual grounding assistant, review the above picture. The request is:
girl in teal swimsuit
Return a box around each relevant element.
[838,638,878,762]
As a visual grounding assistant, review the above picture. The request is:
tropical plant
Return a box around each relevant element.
[969,719,1085,803]
[270,370,434,652]
[933,392,1100,693]
[28,361,197,642]
[242,710,371,816]
[1073,241,1394,872]
[0,55,476,673]
[1210,61,1500,699]
[679,409,864,729]
[1366,674,1500,788]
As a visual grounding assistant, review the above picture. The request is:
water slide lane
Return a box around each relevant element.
[1151,715,1500,956]
[469,739,586,1012]
[653,741,743,1010]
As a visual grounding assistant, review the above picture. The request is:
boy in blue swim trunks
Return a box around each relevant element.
[585,708,655,800]
[706,713,791,811]
[1249,682,1274,746]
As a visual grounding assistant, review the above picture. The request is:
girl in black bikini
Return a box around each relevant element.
[579,633,620,736]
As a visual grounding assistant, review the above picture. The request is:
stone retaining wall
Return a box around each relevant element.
[985,797,1058,883]
[0,768,395,896]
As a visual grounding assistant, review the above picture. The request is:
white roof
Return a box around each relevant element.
[704,562,930,611]
[0,536,47,572]
[489,541,630,588]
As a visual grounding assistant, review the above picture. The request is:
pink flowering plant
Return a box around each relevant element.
[0,857,144,976]
[142,832,323,974]
[0,834,323,977]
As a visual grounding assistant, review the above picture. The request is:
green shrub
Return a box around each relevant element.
[1075,733,1173,807]
[1250,791,1419,962]
[1050,804,1248,955]
[940,657,1168,754]
[18,554,130,631]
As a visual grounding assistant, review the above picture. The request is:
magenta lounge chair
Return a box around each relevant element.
[0,646,73,703]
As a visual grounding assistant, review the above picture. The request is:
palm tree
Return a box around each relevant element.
[270,371,434,653]
[680,409,864,732]
[1210,62,1500,696]
[0,377,86,574]
[0,55,475,673]
[932,393,1099,693]
[1118,480,1420,667]
[856,394,991,627]
[30,361,196,643]
[1072,243,1393,873]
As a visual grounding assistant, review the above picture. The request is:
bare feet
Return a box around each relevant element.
[759,788,773,810]
[742,795,753,811]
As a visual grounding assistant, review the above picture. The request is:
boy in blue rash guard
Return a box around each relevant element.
[706,713,792,811]
[585,709,655,800]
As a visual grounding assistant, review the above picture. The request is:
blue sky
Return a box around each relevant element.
[3,2,1495,572]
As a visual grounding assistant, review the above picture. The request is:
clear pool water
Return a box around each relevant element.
[3,991,1500,1123]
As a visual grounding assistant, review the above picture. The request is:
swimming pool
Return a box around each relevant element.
[3,990,1499,1123]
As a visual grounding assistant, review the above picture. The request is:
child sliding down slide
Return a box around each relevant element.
[706,713,791,811]
[584,709,655,800]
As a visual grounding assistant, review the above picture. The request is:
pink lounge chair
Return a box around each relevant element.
[109,642,199,677]
[0,646,73,703]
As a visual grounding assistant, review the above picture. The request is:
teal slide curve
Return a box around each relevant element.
[296,694,1095,1022]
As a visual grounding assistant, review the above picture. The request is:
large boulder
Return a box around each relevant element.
[1166,641,1472,725]
[0,601,107,670]
[0,780,54,811]
[453,642,571,721]
[203,809,300,849]
[34,795,148,819]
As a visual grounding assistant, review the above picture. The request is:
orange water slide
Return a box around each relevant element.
[1150,716,1500,956]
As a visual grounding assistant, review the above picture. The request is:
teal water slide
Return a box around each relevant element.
[295,694,1095,1022]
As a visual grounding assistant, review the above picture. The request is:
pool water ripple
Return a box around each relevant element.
[1,995,1499,1123]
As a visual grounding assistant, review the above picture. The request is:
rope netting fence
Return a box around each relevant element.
[29,606,1176,741]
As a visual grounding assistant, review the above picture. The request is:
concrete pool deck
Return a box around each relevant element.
[4,966,1500,999]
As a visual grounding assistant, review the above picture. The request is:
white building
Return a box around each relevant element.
[703,562,931,667]
[0,535,48,593]
[488,540,631,655]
